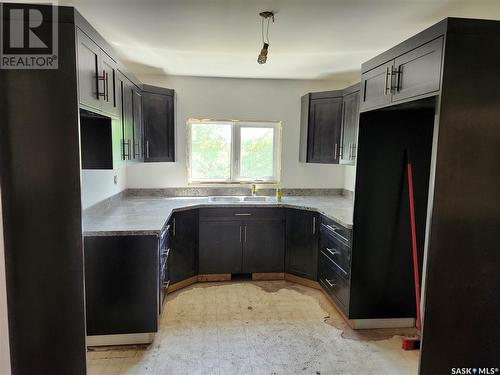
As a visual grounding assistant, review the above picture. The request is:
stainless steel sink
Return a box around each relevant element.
[208,196,276,203]
[208,196,242,202]
[241,196,275,202]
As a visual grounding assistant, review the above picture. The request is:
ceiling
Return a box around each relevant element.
[8,0,500,79]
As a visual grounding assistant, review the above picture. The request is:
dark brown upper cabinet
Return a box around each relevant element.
[77,28,119,118]
[300,91,344,164]
[360,37,443,112]
[143,85,175,162]
[339,84,360,165]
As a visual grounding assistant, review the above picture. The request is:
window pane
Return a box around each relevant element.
[240,127,274,178]
[191,123,231,180]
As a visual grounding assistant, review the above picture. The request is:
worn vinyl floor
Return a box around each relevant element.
[87,280,419,375]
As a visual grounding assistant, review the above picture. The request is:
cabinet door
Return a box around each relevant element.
[100,52,120,118]
[143,91,175,162]
[169,210,198,284]
[199,221,242,274]
[285,209,319,280]
[122,81,134,161]
[77,29,101,112]
[307,96,343,163]
[392,37,443,103]
[242,220,285,273]
[340,91,360,165]
[132,89,143,160]
[360,61,393,111]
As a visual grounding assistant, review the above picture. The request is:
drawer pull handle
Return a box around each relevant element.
[325,279,337,287]
[326,247,340,256]
[235,213,252,216]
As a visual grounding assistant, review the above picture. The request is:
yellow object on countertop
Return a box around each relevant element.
[275,187,282,201]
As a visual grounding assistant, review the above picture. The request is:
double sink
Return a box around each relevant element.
[208,196,276,203]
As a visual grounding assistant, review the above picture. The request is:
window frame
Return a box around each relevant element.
[187,119,282,184]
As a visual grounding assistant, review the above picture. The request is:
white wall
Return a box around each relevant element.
[81,167,127,209]
[344,165,357,192]
[127,75,355,189]
[0,189,11,375]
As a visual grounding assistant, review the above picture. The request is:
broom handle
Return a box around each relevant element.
[407,157,422,331]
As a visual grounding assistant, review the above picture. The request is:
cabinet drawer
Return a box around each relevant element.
[320,217,351,246]
[319,229,351,274]
[319,254,349,310]
[199,207,284,221]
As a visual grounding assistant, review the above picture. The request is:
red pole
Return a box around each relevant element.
[407,161,422,331]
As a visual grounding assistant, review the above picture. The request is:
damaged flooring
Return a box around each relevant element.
[87,280,419,374]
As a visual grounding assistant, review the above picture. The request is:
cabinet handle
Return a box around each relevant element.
[326,247,340,256]
[97,69,106,99]
[127,139,131,160]
[105,71,109,102]
[235,213,252,216]
[351,144,357,161]
[325,279,337,288]
[244,225,247,242]
[239,225,242,243]
[146,140,150,159]
[334,143,338,159]
[172,218,176,237]
[394,65,402,92]
[312,217,316,235]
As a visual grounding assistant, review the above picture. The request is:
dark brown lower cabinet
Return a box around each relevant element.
[169,209,198,283]
[285,209,319,280]
[198,208,285,274]
[84,235,159,335]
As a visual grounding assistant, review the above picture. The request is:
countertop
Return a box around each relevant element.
[83,195,354,237]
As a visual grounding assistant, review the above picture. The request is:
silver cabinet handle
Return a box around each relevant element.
[235,213,252,216]
[239,225,242,243]
[351,144,357,160]
[146,140,150,158]
[334,143,338,158]
[128,139,131,160]
[326,247,340,256]
[244,225,247,242]
[384,66,391,95]
[312,217,316,235]
[172,218,176,237]
[325,279,337,288]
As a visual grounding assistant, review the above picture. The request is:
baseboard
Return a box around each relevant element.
[252,272,285,281]
[198,274,231,282]
[284,273,321,289]
[348,318,416,329]
[87,332,155,347]
[168,275,198,293]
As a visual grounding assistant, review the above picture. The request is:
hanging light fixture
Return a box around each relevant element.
[258,11,274,64]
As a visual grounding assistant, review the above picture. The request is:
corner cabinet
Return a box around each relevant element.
[360,37,443,112]
[339,85,360,165]
[285,209,319,280]
[300,91,343,164]
[143,85,175,162]
[168,210,198,284]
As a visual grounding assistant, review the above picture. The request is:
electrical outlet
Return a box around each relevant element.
[114,175,118,185]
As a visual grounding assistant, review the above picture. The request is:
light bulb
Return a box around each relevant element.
[257,43,269,64]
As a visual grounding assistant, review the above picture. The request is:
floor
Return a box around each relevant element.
[87,280,419,375]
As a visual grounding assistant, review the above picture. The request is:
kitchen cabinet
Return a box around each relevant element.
[132,89,144,160]
[199,220,242,274]
[143,85,175,162]
[242,219,285,273]
[339,86,360,165]
[285,209,319,280]
[84,235,159,336]
[318,217,352,316]
[198,208,285,274]
[76,28,119,117]
[300,91,343,164]
[360,37,443,111]
[168,210,198,284]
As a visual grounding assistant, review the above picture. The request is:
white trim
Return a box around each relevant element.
[86,333,155,347]
[187,119,282,184]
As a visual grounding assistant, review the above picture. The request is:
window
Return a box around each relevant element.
[187,120,281,183]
